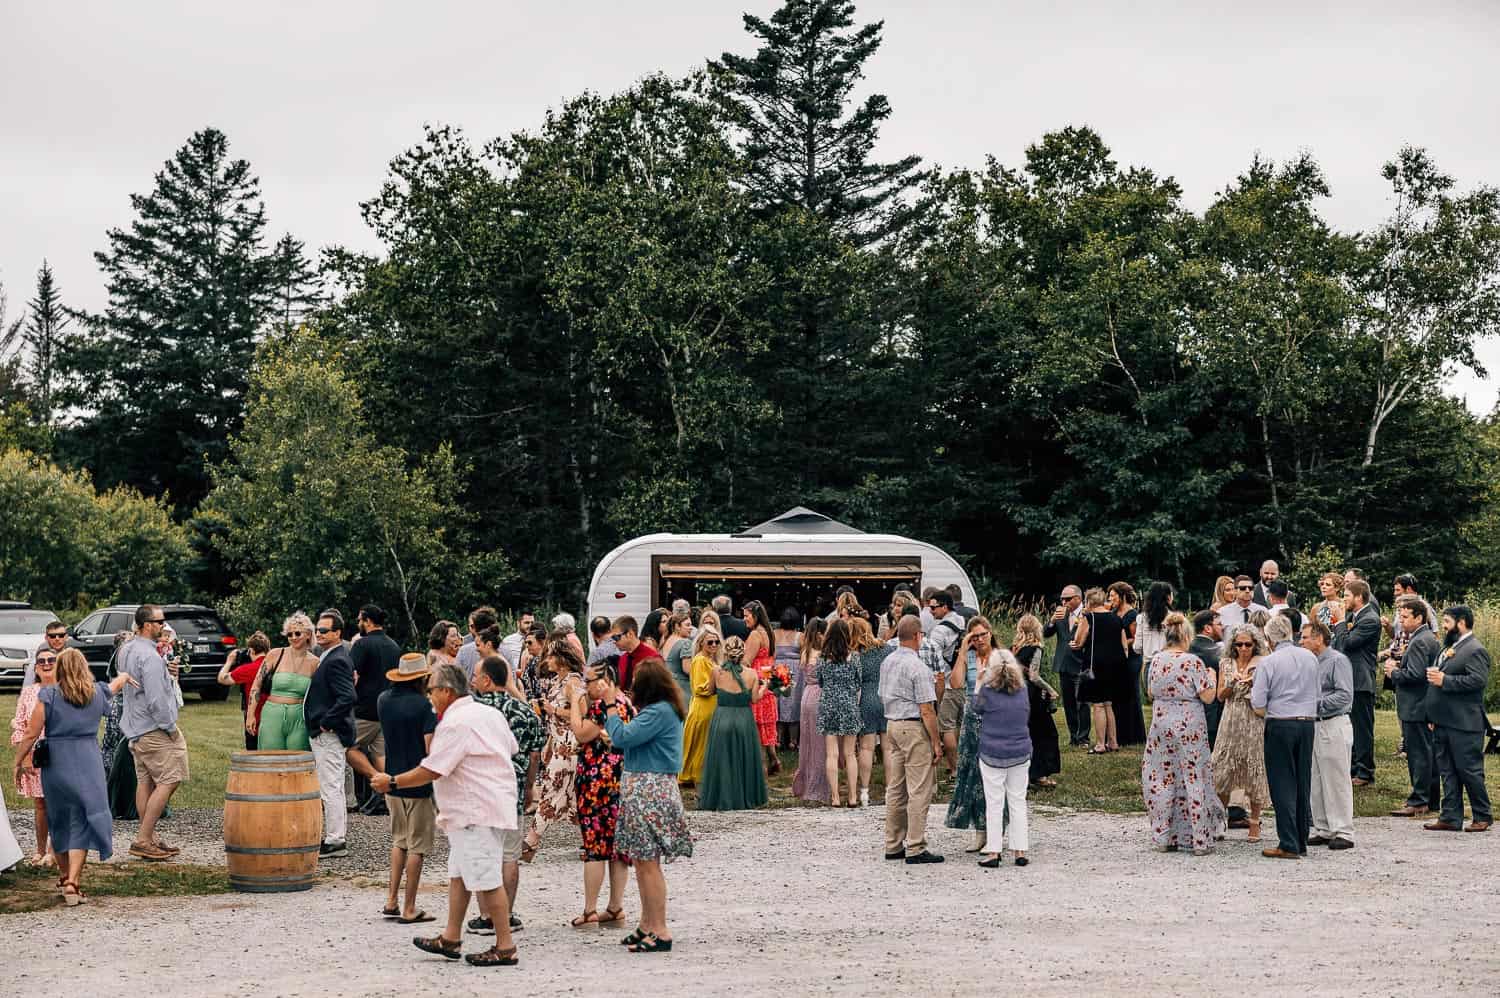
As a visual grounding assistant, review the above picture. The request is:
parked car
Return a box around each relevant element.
[0,602,61,691]
[69,604,237,700]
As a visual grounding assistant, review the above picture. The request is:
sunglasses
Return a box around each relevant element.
[146,618,166,624]
[46,632,66,640]
[971,631,991,640]
[1236,586,1253,592]
[705,639,721,646]
[315,627,334,635]
[36,656,57,666]
[1233,641,1255,648]
[285,630,306,638]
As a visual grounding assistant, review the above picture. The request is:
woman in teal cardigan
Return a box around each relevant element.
[601,657,692,954]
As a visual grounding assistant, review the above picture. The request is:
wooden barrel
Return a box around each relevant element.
[224,750,322,893]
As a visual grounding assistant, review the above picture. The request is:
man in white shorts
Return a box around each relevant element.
[372,662,520,967]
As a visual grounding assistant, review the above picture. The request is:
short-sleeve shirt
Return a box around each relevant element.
[879,646,937,721]
[1250,641,1321,719]
[378,682,439,799]
[472,690,546,817]
[420,696,519,831]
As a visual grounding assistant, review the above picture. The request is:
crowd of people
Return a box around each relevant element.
[2,561,1492,962]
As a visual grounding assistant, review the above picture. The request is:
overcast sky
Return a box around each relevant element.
[3,0,1497,410]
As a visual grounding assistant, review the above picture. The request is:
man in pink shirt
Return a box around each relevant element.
[372,662,520,968]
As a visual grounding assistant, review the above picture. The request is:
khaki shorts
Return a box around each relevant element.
[501,825,523,864]
[130,727,190,785]
[354,718,385,760]
[388,795,437,855]
[937,686,968,732]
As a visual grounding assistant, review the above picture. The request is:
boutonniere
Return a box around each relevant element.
[1442,648,1455,660]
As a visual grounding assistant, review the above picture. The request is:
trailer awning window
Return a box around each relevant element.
[657,560,920,580]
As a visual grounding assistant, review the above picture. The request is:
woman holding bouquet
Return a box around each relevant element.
[524,638,586,859]
[773,608,802,751]
[697,636,769,810]
[741,601,781,776]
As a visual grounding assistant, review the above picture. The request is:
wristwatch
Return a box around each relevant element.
[389,773,398,790]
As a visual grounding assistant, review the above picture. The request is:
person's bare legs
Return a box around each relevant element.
[63,848,86,892]
[387,845,406,912]
[1104,705,1118,750]
[857,734,876,799]
[942,728,959,773]
[582,859,605,918]
[825,734,843,804]
[32,799,49,860]
[840,735,858,806]
[136,776,178,846]
[476,885,515,953]
[1091,705,1107,752]
[634,859,670,940]
[443,877,470,945]
[605,858,628,914]
[502,859,519,911]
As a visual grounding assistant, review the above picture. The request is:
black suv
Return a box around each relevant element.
[69,604,237,700]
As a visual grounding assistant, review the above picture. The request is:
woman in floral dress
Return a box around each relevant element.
[524,638,586,859]
[1140,612,1226,855]
[567,661,636,927]
[816,619,862,807]
[1211,624,1272,842]
[11,650,57,864]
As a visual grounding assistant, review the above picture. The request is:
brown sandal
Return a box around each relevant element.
[62,880,85,907]
[520,839,539,864]
[571,911,600,928]
[597,906,626,925]
[412,935,462,960]
[465,945,518,967]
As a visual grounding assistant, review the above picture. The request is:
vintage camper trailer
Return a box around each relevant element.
[585,507,976,631]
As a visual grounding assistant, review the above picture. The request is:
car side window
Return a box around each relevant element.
[104,612,134,635]
[74,613,103,637]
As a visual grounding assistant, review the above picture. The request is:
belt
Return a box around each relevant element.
[1317,713,1350,721]
[1270,715,1316,722]
[888,716,923,724]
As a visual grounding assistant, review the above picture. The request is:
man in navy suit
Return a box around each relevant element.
[1385,596,1442,817]
[1421,606,1492,833]
[1333,579,1381,784]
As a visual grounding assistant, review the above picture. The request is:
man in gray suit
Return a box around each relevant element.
[1334,579,1381,785]
[1385,595,1442,817]
[1045,586,1088,746]
[1421,605,1492,833]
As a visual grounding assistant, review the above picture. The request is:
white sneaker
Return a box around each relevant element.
[859,788,870,807]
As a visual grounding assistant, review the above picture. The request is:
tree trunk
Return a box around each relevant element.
[1261,413,1288,563]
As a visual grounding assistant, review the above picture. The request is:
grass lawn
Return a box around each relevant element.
[0,861,229,914]
[2,693,246,811]
[4,694,1495,821]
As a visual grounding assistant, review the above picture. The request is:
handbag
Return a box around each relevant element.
[1078,613,1097,682]
[30,739,49,768]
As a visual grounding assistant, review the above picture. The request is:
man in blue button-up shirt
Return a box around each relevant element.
[1252,615,1320,858]
[116,604,189,861]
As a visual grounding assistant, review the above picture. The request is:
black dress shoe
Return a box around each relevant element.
[977,856,1000,868]
[1306,835,1331,846]
[885,850,906,861]
[1328,838,1354,850]
[904,851,945,865]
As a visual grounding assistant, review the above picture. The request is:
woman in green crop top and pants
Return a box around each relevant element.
[251,613,321,751]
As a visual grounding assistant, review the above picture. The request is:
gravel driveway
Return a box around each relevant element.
[6,805,1498,997]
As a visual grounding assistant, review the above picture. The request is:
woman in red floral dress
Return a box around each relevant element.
[567,660,637,927]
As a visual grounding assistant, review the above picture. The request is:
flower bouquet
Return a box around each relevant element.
[766,661,794,695]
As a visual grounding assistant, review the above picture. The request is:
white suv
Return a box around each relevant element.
[0,602,61,690]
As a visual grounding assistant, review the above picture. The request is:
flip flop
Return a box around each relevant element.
[381,905,401,918]
[398,910,436,924]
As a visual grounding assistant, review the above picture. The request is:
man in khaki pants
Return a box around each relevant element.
[879,616,945,864]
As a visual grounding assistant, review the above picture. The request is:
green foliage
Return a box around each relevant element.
[59,128,286,509]
[203,330,500,642]
[0,447,188,611]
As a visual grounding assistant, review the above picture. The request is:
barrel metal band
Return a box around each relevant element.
[229,873,318,883]
[224,844,321,855]
[225,791,321,802]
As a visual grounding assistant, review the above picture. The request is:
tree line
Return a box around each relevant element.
[2,0,1499,639]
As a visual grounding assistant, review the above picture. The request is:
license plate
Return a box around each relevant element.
[196,643,214,652]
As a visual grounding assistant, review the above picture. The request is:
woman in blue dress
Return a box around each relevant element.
[12,648,134,904]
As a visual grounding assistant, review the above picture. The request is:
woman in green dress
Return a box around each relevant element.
[696,636,769,811]
[250,612,320,751]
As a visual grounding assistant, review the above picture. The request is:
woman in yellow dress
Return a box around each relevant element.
[678,628,723,787]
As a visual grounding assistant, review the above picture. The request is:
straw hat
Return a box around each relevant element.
[386,652,431,683]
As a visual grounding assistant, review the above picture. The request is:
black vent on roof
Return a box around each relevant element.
[733,507,864,538]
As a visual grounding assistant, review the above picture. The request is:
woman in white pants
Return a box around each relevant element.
[971,649,1033,868]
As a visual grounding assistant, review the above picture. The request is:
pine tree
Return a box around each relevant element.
[62,127,280,507]
[269,233,326,336]
[21,260,71,422]
[713,0,925,243]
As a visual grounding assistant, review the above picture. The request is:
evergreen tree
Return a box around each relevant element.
[269,233,326,336]
[713,0,925,243]
[62,127,280,507]
[21,260,71,422]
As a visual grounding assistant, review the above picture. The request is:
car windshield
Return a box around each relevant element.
[0,610,59,633]
[165,614,223,637]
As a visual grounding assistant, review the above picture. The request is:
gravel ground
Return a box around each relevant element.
[6,802,1499,997]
